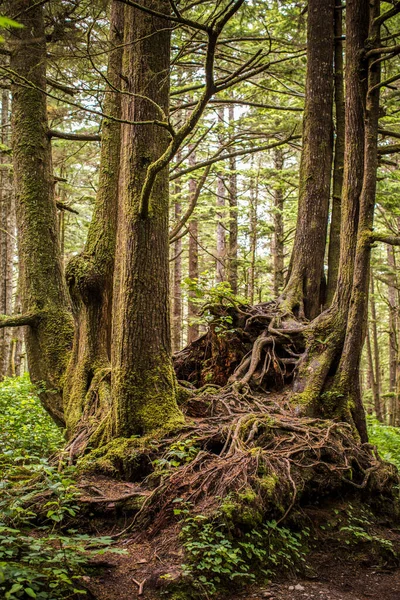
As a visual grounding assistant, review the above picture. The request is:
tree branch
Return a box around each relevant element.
[0,313,40,329]
[48,129,101,142]
[374,1,400,27]
[169,164,211,241]
[56,201,79,214]
[170,134,301,181]
[377,143,400,155]
[371,233,400,245]
[116,0,210,32]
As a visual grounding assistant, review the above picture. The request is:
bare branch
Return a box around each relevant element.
[48,130,101,142]
[170,134,301,181]
[56,201,79,214]
[169,165,211,241]
[116,0,210,32]
[377,142,400,155]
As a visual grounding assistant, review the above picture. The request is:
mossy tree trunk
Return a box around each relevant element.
[326,0,345,306]
[63,0,124,441]
[111,0,184,437]
[6,0,73,425]
[281,0,335,320]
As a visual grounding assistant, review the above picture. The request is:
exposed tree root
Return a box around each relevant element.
[174,300,307,391]
[76,386,398,544]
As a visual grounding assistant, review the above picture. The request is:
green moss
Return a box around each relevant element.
[176,385,193,405]
[259,474,278,497]
[78,436,154,480]
[220,489,263,527]
[113,357,185,437]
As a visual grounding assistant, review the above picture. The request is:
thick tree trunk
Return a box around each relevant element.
[228,106,238,294]
[7,0,73,425]
[333,0,380,440]
[63,0,123,440]
[111,0,183,437]
[326,0,345,306]
[272,148,284,297]
[281,0,334,319]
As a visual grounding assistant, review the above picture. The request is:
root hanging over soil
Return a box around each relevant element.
[174,300,308,391]
[81,385,398,540]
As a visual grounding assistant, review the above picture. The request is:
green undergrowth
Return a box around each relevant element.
[367,416,400,470]
[168,497,309,597]
[0,376,124,599]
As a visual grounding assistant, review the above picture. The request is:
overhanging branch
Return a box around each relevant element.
[0,313,40,329]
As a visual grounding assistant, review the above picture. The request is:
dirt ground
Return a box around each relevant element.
[85,543,400,600]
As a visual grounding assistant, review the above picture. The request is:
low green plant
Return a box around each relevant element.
[0,376,125,599]
[174,502,308,595]
[338,504,395,555]
[367,416,400,470]
[153,438,200,471]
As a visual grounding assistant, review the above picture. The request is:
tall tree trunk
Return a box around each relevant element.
[291,0,370,441]
[228,106,238,294]
[6,0,73,425]
[111,0,183,437]
[326,0,345,305]
[369,272,383,421]
[248,164,258,305]
[0,88,14,379]
[63,0,123,441]
[216,107,226,284]
[187,152,200,344]
[281,0,334,319]
[366,327,382,420]
[387,245,398,426]
[272,148,284,297]
[172,154,183,353]
[333,0,380,439]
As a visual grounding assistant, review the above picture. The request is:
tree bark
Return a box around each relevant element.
[227,106,238,294]
[8,0,73,425]
[272,148,284,297]
[0,87,14,379]
[216,107,226,284]
[387,245,398,426]
[326,0,345,306]
[111,0,183,437]
[248,162,258,305]
[366,327,381,420]
[369,272,383,421]
[172,153,183,353]
[281,0,334,320]
[187,151,200,344]
[63,0,124,439]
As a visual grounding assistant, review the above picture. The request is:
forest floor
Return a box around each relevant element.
[85,539,400,600]
[80,477,400,600]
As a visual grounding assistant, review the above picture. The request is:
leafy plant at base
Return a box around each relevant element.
[0,376,125,599]
[174,503,308,595]
[153,438,200,472]
[367,416,400,470]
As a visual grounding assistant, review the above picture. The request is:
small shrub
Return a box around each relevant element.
[0,376,125,599]
[174,503,308,595]
[367,416,400,470]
